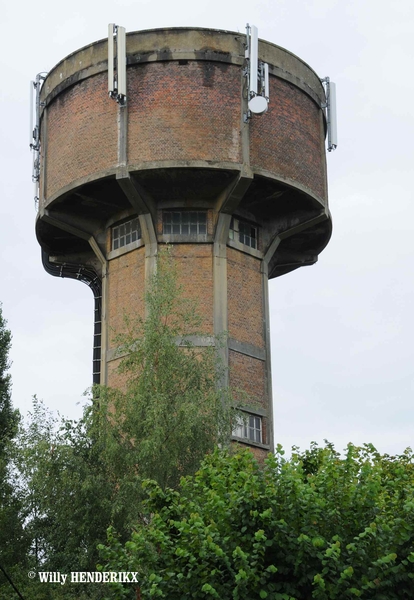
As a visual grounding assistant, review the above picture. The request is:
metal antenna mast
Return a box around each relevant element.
[108,23,127,105]
[244,23,269,120]
[30,72,47,209]
[321,77,338,152]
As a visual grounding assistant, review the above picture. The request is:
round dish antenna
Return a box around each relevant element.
[248,95,268,114]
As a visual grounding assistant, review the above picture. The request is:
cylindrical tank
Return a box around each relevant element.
[36,27,332,458]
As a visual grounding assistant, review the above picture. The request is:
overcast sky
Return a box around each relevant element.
[1,0,413,456]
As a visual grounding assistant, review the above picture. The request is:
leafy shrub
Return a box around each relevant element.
[99,443,414,599]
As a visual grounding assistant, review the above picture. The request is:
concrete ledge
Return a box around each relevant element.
[177,335,216,347]
[235,404,268,417]
[227,239,263,259]
[107,239,144,260]
[106,334,216,362]
[160,234,211,244]
[228,338,266,361]
[231,437,271,451]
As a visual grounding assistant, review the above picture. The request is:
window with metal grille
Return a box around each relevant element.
[229,217,257,249]
[233,414,262,444]
[112,217,141,251]
[163,211,207,235]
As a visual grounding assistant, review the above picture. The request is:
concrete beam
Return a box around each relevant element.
[261,260,274,452]
[213,212,231,388]
[214,167,253,214]
[116,172,156,219]
[264,209,328,266]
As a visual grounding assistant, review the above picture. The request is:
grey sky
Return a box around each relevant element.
[1,0,413,455]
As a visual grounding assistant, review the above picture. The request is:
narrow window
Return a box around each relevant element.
[233,414,262,444]
[112,217,141,251]
[229,217,258,249]
[163,211,207,235]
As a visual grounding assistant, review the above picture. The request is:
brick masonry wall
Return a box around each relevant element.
[244,444,270,463]
[250,77,326,202]
[227,248,264,349]
[229,349,267,410]
[127,62,242,165]
[106,243,214,388]
[45,72,117,199]
[168,243,214,334]
[43,61,325,204]
[107,246,146,349]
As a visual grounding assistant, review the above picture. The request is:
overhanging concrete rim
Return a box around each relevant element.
[40,27,325,111]
[251,167,329,211]
[42,169,118,208]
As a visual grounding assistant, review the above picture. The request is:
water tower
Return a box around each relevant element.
[32,26,335,459]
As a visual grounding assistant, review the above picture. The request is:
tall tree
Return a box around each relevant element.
[0,303,17,457]
[0,305,27,597]
[11,398,111,599]
[92,246,235,527]
[6,248,234,597]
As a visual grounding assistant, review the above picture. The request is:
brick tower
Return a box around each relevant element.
[34,27,332,458]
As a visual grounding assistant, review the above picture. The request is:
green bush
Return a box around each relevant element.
[99,443,414,599]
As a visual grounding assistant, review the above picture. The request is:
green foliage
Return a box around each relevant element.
[0,303,19,467]
[13,398,113,573]
[0,304,28,598]
[1,397,111,599]
[99,444,414,599]
[1,250,234,598]
[0,304,18,453]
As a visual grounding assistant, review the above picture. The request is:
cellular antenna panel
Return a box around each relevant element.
[246,23,269,116]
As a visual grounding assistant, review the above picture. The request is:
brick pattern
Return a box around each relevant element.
[45,73,117,199]
[229,350,267,409]
[127,62,242,165]
[107,246,146,349]
[231,441,269,463]
[106,243,214,387]
[250,77,326,201]
[168,244,214,334]
[246,444,269,463]
[227,248,264,349]
[44,61,326,205]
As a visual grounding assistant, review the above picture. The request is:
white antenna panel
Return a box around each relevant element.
[328,81,338,150]
[108,23,115,95]
[107,24,127,104]
[244,23,269,121]
[250,25,258,96]
[117,26,127,98]
[245,23,250,59]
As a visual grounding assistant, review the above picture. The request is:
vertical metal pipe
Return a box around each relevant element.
[29,81,34,146]
[264,63,269,100]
